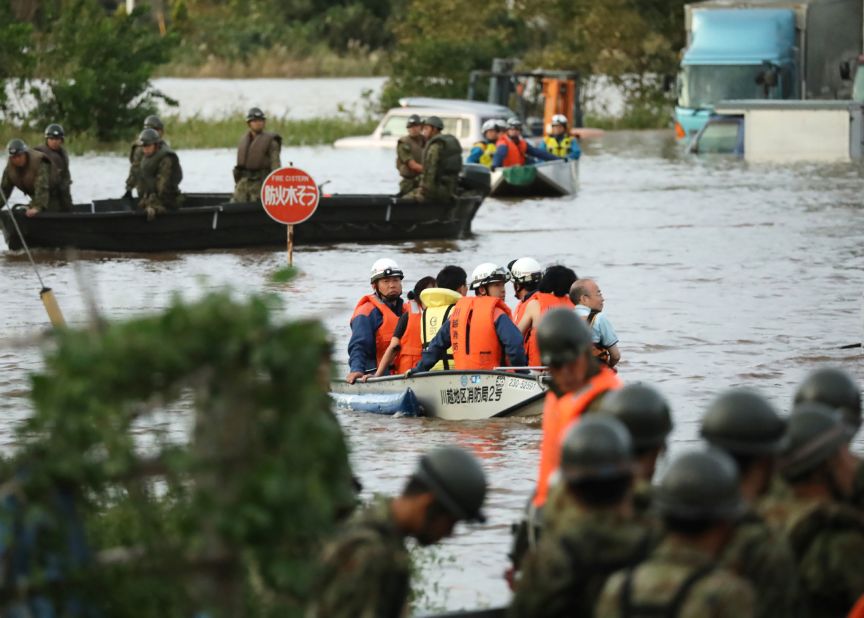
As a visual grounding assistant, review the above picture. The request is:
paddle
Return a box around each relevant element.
[839,343,862,349]
[0,190,66,328]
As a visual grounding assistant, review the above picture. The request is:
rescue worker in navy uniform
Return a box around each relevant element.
[597,448,756,617]
[396,114,425,196]
[466,119,501,168]
[34,124,73,211]
[492,118,561,170]
[404,116,462,203]
[510,417,659,618]
[233,107,282,202]
[759,402,864,618]
[346,259,406,383]
[308,446,488,618]
[700,389,801,618]
[413,263,527,372]
[540,114,582,160]
[1,139,62,217]
[793,366,864,509]
[135,128,183,221]
[509,257,543,325]
[125,115,165,199]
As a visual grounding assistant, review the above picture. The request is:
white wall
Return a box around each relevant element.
[745,109,851,162]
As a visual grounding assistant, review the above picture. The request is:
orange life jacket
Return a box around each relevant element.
[849,595,864,618]
[533,366,622,507]
[515,296,531,326]
[450,295,514,370]
[396,299,423,374]
[524,293,575,367]
[496,134,528,167]
[351,294,404,371]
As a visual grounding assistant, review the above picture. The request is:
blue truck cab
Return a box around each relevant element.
[676,8,797,136]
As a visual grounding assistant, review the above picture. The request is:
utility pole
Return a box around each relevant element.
[126,0,135,12]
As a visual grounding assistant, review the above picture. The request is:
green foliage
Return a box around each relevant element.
[27,0,177,141]
[0,1,35,121]
[5,291,355,616]
[381,0,522,108]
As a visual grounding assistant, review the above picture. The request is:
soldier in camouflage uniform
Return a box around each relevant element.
[598,384,673,517]
[404,116,462,203]
[597,448,756,618]
[510,417,658,618]
[1,139,62,217]
[34,124,73,211]
[396,114,425,196]
[125,115,165,199]
[700,389,801,618]
[307,446,487,618]
[135,129,182,221]
[232,107,282,202]
[793,366,864,510]
[759,402,864,618]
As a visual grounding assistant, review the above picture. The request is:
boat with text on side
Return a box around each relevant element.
[490,159,579,198]
[330,370,548,422]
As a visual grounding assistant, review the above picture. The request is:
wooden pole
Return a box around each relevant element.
[287,225,294,266]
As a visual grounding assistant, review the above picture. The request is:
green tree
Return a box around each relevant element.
[0,1,35,122]
[28,0,176,141]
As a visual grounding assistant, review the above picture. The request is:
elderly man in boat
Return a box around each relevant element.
[412,262,527,372]
[492,118,562,170]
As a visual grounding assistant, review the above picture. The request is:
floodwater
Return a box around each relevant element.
[2,109,864,611]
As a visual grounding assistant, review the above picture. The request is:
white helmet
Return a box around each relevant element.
[470,262,511,290]
[494,118,508,131]
[481,119,500,133]
[510,257,542,284]
[370,258,404,283]
[551,114,568,126]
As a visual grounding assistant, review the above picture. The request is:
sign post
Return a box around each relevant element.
[260,166,320,265]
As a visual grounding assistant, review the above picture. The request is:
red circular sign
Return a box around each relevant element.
[260,166,320,225]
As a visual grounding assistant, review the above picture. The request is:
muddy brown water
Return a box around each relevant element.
[1,130,863,612]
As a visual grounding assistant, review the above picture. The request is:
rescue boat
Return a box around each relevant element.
[330,370,547,421]
[490,159,579,198]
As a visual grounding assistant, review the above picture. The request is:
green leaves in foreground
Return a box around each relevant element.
[8,291,354,617]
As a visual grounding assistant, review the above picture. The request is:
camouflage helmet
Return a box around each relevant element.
[701,388,786,456]
[654,447,744,521]
[246,107,266,121]
[44,124,65,139]
[406,113,422,127]
[780,402,849,481]
[143,115,164,131]
[6,139,28,156]
[561,416,633,483]
[794,367,861,433]
[536,308,593,367]
[137,128,162,146]
[599,384,672,450]
[422,116,444,130]
[412,445,487,523]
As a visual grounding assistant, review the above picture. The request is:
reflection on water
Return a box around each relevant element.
[2,129,864,611]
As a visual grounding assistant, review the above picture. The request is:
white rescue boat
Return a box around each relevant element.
[490,159,579,198]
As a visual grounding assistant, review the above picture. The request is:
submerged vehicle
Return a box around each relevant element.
[675,0,862,137]
[490,159,579,198]
[333,98,515,149]
[330,370,547,421]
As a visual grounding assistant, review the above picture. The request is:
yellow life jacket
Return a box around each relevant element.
[472,141,497,168]
[543,135,573,158]
[419,287,462,371]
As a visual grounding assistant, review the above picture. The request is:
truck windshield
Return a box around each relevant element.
[680,65,770,109]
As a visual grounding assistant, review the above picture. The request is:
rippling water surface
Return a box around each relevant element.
[2,124,863,611]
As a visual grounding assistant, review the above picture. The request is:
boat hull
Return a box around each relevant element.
[0,193,483,253]
[490,159,579,198]
[330,370,547,421]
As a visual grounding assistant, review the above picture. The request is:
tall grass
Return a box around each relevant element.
[1,115,378,155]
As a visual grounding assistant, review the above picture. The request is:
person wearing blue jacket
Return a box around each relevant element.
[492,118,561,170]
[540,114,582,160]
[466,119,502,168]
[413,263,528,372]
